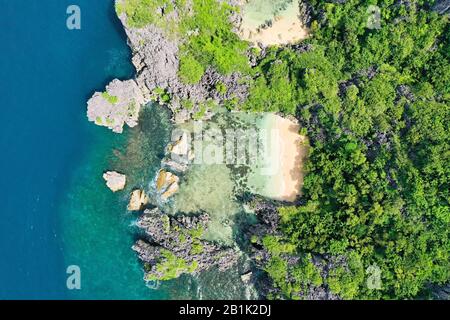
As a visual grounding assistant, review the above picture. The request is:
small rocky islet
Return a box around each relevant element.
[133,208,240,281]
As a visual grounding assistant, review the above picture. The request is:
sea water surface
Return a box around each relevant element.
[0,0,163,299]
[0,0,273,300]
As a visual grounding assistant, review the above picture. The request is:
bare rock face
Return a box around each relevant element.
[133,208,240,281]
[161,158,189,173]
[433,0,450,15]
[103,171,126,192]
[115,0,251,123]
[241,271,253,283]
[127,189,149,211]
[87,79,146,133]
[169,131,190,160]
[155,169,180,201]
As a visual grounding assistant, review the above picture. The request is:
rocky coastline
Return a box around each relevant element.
[88,0,312,298]
[87,0,253,127]
[84,0,450,301]
[133,208,240,281]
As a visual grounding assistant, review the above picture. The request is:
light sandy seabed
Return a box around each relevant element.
[172,112,308,245]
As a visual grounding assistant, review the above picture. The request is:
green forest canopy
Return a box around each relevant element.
[117,0,449,299]
[255,0,449,299]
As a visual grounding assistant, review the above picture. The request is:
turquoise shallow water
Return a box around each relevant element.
[0,0,263,299]
[62,105,172,299]
[61,104,257,299]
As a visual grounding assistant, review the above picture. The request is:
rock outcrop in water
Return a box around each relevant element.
[431,283,450,299]
[238,0,310,46]
[87,79,145,133]
[103,171,126,192]
[152,130,196,202]
[127,189,149,211]
[133,208,239,281]
[162,130,195,173]
[90,0,312,128]
[155,169,180,201]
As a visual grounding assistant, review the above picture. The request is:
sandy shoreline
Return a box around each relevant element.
[249,114,307,202]
[268,115,307,201]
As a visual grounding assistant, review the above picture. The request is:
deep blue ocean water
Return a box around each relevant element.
[0,0,252,300]
[0,0,160,299]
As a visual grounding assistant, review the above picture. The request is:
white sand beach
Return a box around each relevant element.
[249,114,308,202]
[239,0,309,46]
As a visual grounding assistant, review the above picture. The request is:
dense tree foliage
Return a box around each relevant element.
[255,0,449,299]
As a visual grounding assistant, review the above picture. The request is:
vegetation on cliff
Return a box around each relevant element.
[116,0,250,83]
[254,0,449,299]
[117,0,449,299]
[134,209,239,282]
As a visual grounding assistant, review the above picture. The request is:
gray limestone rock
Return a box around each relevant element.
[133,208,240,281]
[87,79,145,133]
[103,171,126,192]
[114,0,250,123]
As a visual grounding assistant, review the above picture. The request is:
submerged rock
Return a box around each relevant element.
[133,208,239,281]
[127,189,149,211]
[103,171,126,192]
[87,79,146,133]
